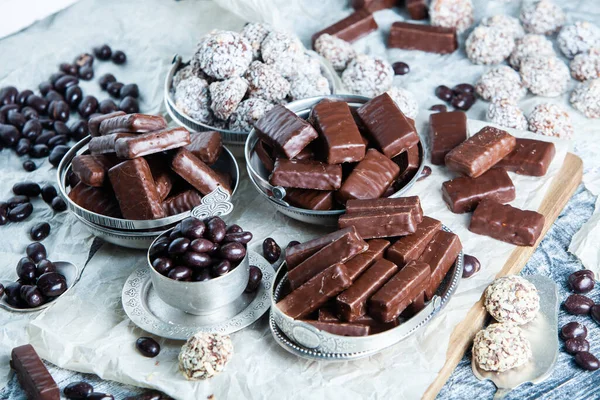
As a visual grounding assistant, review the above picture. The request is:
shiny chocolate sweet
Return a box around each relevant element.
[115,127,190,159]
[496,138,556,177]
[284,188,334,210]
[68,183,122,218]
[71,154,118,187]
[351,0,396,12]
[345,196,423,223]
[11,344,59,400]
[98,113,167,135]
[147,157,174,201]
[345,239,390,280]
[418,230,462,300]
[162,190,202,216]
[185,131,222,165]
[88,132,136,155]
[429,111,467,165]
[386,216,442,267]
[255,140,275,172]
[270,159,342,191]
[388,22,457,54]
[311,9,378,46]
[170,148,232,196]
[87,111,125,137]
[304,320,370,336]
[394,144,421,185]
[286,227,357,269]
[338,207,418,239]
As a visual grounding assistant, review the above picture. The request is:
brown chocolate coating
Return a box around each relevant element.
[351,0,396,12]
[115,127,190,159]
[147,156,174,201]
[429,111,467,165]
[270,159,342,191]
[318,308,340,322]
[406,0,428,20]
[255,140,275,173]
[418,230,462,300]
[352,313,400,334]
[394,144,421,185]
[88,111,125,137]
[286,227,357,269]
[162,189,202,216]
[89,132,136,155]
[170,148,232,196]
[345,239,390,280]
[71,154,117,187]
[285,188,334,210]
[386,216,442,267]
[11,345,59,400]
[68,182,122,217]
[185,131,223,165]
[98,113,167,135]
[346,196,423,223]
[304,320,370,336]
[388,21,457,54]
[311,9,378,46]
[496,138,556,177]
[401,291,426,318]
[338,208,418,239]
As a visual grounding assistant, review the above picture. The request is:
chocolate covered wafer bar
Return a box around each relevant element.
[429,111,468,165]
[68,183,121,218]
[71,154,117,187]
[171,148,232,196]
[88,111,125,137]
[185,131,222,165]
[162,189,202,216]
[304,320,370,336]
[386,216,442,267]
[352,0,396,12]
[89,132,136,155]
[99,113,167,135]
[338,208,418,239]
[285,188,334,210]
[346,196,423,223]
[406,0,428,20]
[394,144,421,182]
[496,138,556,177]
[418,230,462,300]
[311,9,378,46]
[10,344,59,400]
[401,291,426,318]
[147,156,174,200]
[318,305,399,334]
[388,22,457,54]
[345,239,390,280]
[115,127,191,159]
[286,227,357,269]
[270,159,342,191]
[255,140,275,172]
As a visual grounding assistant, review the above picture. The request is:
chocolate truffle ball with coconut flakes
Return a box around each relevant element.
[558,21,600,59]
[528,103,574,138]
[473,323,533,372]
[179,332,233,380]
[314,34,357,72]
[481,15,525,40]
[520,55,569,97]
[341,54,394,98]
[229,98,274,132]
[172,65,194,88]
[475,66,527,102]
[261,31,305,78]
[174,76,213,124]
[509,34,555,70]
[466,26,515,65]
[194,31,253,80]
[485,275,540,325]
[241,22,272,59]
[209,77,248,120]
[245,61,290,103]
[429,0,474,33]
[571,49,600,81]
[487,99,528,130]
[571,78,600,119]
[520,0,566,36]
[385,87,419,119]
[289,73,331,101]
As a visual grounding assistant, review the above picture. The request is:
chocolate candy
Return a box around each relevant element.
[88,111,126,137]
[107,82,124,98]
[338,149,400,202]
[162,190,202,216]
[284,188,334,211]
[346,196,423,222]
[430,104,447,113]
[30,144,50,158]
[185,131,222,165]
[304,320,370,336]
[112,50,127,64]
[286,227,357,269]
[345,239,390,280]
[568,270,595,293]
[77,96,98,118]
[64,382,94,399]
[48,145,70,167]
[87,393,114,400]
[146,159,173,201]
[30,223,51,241]
[436,86,453,102]
[136,337,160,358]
[406,0,428,20]
[263,238,281,263]
[245,266,262,293]
[23,120,42,140]
[94,45,112,60]
[388,22,457,54]
[351,0,396,12]
[206,217,227,243]
[429,111,467,165]
[338,207,418,239]
[21,285,43,307]
[72,154,117,187]
[462,254,481,278]
[392,62,410,75]
[561,321,587,340]
[311,9,378,46]
[270,159,342,191]
[255,140,275,172]
[401,291,426,318]
[37,272,67,297]
[10,344,60,400]
[17,257,37,282]
[418,230,462,300]
[168,237,190,255]
[120,84,139,99]
[221,242,246,262]
[564,294,594,315]
[442,168,516,214]
[575,352,600,371]
[23,161,37,172]
[386,216,442,267]
[88,132,136,154]
[13,182,41,197]
[68,183,121,217]
[445,126,516,178]
[99,113,167,135]
[564,338,590,355]
[0,86,18,105]
[36,260,56,276]
[98,99,119,114]
[51,197,67,212]
[469,200,545,246]
[9,203,34,222]
[170,148,232,196]
[0,123,20,147]
[451,92,475,111]
[119,96,139,114]
[98,73,116,90]
[591,305,600,325]
[496,138,556,177]
[115,127,191,159]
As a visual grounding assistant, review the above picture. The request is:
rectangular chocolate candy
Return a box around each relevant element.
[401,291,426,319]
[442,168,515,214]
[185,131,222,165]
[469,199,545,246]
[162,189,202,216]
[88,111,125,137]
[394,144,420,181]
[108,158,166,220]
[285,188,334,210]
[386,216,442,267]
[147,156,174,201]
[352,0,396,12]
[71,154,117,187]
[278,263,352,319]
[115,127,190,159]
[353,314,399,334]
[388,21,457,54]
[286,227,357,269]
[89,132,136,155]
[429,111,467,165]
[445,126,516,178]
[68,183,121,218]
[98,113,167,135]
[496,138,556,177]
[336,259,398,321]
[311,9,378,46]
[171,148,232,196]
[318,307,339,322]
[406,0,428,20]
[310,100,366,164]
[345,239,390,280]
[10,344,59,400]
[369,260,431,322]
[270,159,342,191]
[254,105,318,159]
[418,230,462,300]
[255,140,275,173]
[304,320,370,336]
[356,93,419,159]
[346,196,423,223]
[338,208,418,239]
[337,149,400,202]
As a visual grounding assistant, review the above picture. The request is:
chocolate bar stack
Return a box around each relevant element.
[277,196,462,336]
[68,112,230,220]
[254,94,421,210]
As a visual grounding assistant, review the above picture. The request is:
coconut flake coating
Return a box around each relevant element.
[571,78,600,119]
[520,55,569,97]
[510,34,555,70]
[430,0,474,33]
[487,99,528,130]
[314,34,357,72]
[473,323,532,372]
[466,26,515,65]
[194,31,253,80]
[209,77,248,120]
[571,49,600,81]
[558,21,600,59]
[172,65,195,88]
[481,15,525,39]
[174,76,213,124]
[289,73,331,101]
[179,332,233,380]
[261,31,305,78]
[520,0,565,35]
[341,54,394,98]
[528,103,574,138]
[229,98,275,132]
[485,275,540,325]
[245,61,290,102]
[241,22,272,59]
[385,87,419,119]
[476,66,527,102]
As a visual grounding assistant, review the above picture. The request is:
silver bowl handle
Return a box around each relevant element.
[191,186,234,219]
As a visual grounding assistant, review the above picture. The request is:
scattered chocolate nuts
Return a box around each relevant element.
[136,337,161,358]
[575,352,600,371]
[22,160,36,172]
[429,104,447,113]
[16,90,33,106]
[453,83,475,94]
[7,110,26,130]
[36,260,56,276]
[30,222,51,241]
[54,120,71,136]
[16,138,32,156]
[22,119,42,140]
[49,145,71,167]
[60,63,78,76]
[49,100,70,122]
[211,260,232,277]
[220,242,246,262]
[151,257,173,275]
[451,92,475,111]
[74,53,94,68]
[189,238,213,253]
[78,65,94,81]
[8,202,33,222]
[568,270,595,293]
[4,282,26,308]
[41,184,58,203]
[417,165,432,181]
[17,257,37,282]
[591,304,600,325]
[21,106,39,120]
[70,120,89,140]
[30,144,50,158]
[564,294,594,315]
[245,265,263,293]
[179,217,205,239]
[181,251,212,268]
[435,85,453,102]
[35,130,55,145]
[20,285,44,307]
[167,266,192,281]
[98,99,118,114]
[65,85,83,109]
[48,134,68,148]
[206,217,226,243]
[87,393,114,400]
[0,86,18,105]
[45,90,64,104]
[64,381,94,399]
[99,73,117,90]
[564,337,590,355]
[27,242,47,263]
[119,96,139,113]
[77,95,98,118]
[51,196,67,211]
[263,237,281,263]
[93,44,112,61]
[13,181,41,197]
[0,283,4,298]
[107,82,124,98]
[54,75,79,94]
[223,231,253,244]
[7,195,29,208]
[392,61,410,75]
[462,254,480,278]
[37,272,67,297]
[120,83,139,99]
[560,321,587,340]
[38,82,52,96]
[111,50,127,64]
[168,237,190,255]
[0,124,20,147]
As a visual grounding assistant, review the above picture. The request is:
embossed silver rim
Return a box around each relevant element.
[121,251,273,340]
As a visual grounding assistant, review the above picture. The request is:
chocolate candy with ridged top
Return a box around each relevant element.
[99,113,167,135]
[185,131,222,166]
[171,148,232,196]
[162,190,202,216]
[115,127,190,159]
[11,345,60,399]
[270,159,342,191]
[88,111,126,137]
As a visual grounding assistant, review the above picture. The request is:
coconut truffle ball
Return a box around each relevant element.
[571,79,600,119]
[466,26,516,65]
[485,275,540,325]
[172,65,194,88]
[520,0,565,35]
[261,31,305,78]
[487,99,528,130]
[179,332,233,380]
[245,61,290,103]
[476,66,527,102]
[520,55,569,97]
[481,15,525,39]
[385,87,419,119]
[241,22,272,59]
[430,0,474,33]
[174,76,213,124]
[194,31,253,80]
[341,54,394,98]
[571,49,600,81]
[229,98,275,132]
[472,323,532,372]
[509,34,555,70]
[289,73,331,101]
[209,77,248,120]
[528,103,574,138]
[299,55,323,77]
[558,21,600,59]
[314,34,357,72]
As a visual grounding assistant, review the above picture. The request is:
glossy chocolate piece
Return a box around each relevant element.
[406,0,428,20]
[338,208,418,239]
[286,227,357,269]
[87,111,126,137]
[386,216,442,267]
[310,100,366,164]
[353,313,399,334]
[68,183,121,217]
[351,0,396,12]
[304,320,370,336]
[284,188,334,210]
[496,138,556,177]
[338,149,400,202]
[442,168,516,214]
[108,158,166,220]
[270,159,342,191]
[162,190,202,216]
[98,113,167,135]
[255,140,275,172]
[278,263,352,319]
[71,154,117,187]
[311,9,378,46]
[429,111,468,165]
[254,105,318,159]
[388,21,457,54]
[146,157,174,201]
[345,239,390,280]
[346,196,423,223]
[10,344,59,400]
[400,291,426,318]
[356,94,419,159]
[394,144,421,185]
[115,127,190,159]
[418,230,462,300]
[445,126,516,178]
[336,259,398,321]
[185,131,222,165]
[318,308,339,322]
[170,148,232,196]
[88,132,136,154]
[469,199,545,246]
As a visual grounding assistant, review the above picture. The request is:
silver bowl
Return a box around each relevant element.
[269,225,463,356]
[244,95,426,226]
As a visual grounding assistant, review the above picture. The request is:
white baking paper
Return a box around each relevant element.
[569,197,600,275]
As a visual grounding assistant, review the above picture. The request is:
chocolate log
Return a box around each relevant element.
[388,21,457,54]
[71,154,117,187]
[496,138,556,177]
[394,144,421,185]
[10,344,59,400]
[115,127,191,159]
[429,111,468,165]
[406,0,428,20]
[418,230,462,300]
[286,227,358,269]
[352,0,397,12]
[284,188,334,210]
[162,189,202,216]
[338,208,418,239]
[185,131,223,165]
[345,196,423,223]
[88,132,136,155]
[386,216,442,267]
[345,239,390,280]
[68,182,122,218]
[170,148,232,196]
[98,113,167,135]
[401,291,426,318]
[147,156,174,201]
[255,140,275,173]
[311,9,378,46]
[352,314,400,334]
[304,320,370,336]
[88,111,125,137]
[270,159,342,191]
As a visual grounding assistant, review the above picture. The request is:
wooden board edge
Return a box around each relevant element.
[422,153,583,400]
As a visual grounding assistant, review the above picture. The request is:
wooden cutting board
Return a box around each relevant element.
[423,152,584,400]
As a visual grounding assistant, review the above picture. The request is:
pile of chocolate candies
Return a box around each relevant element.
[433,83,477,112]
[560,269,600,371]
[1,181,65,226]
[0,43,138,172]
[63,380,170,400]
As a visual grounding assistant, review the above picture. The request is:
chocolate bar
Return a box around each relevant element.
[162,189,202,216]
[171,148,232,196]
[98,113,167,135]
[338,208,418,239]
[345,196,423,223]
[291,145,315,161]
[115,127,191,159]
[352,0,396,12]
[469,199,545,246]
[318,307,339,322]
[388,21,457,54]
[304,320,370,336]
[353,314,400,334]
[255,140,275,173]
[310,100,366,164]
[286,227,357,269]
[10,344,59,400]
[71,154,117,187]
[442,168,515,214]
[270,159,342,191]
[369,260,431,322]
[356,94,419,159]
[429,111,468,165]
[147,156,174,201]
[185,131,222,165]
[345,239,390,280]
[401,291,426,318]
[88,132,136,155]
[278,263,352,319]
[336,259,398,321]
[394,144,420,182]
[406,0,428,20]
[88,111,125,137]
[418,230,462,300]
[254,105,318,159]
[311,9,378,46]
[445,126,516,178]
[386,216,442,267]
[337,149,400,202]
[68,183,121,217]
[108,158,166,220]
[496,138,556,177]
[287,231,368,289]
[285,188,334,210]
